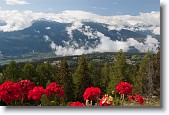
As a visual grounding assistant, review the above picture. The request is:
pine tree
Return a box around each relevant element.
[114,49,131,81]
[36,62,55,87]
[88,62,95,86]
[132,64,143,94]
[53,65,61,84]
[92,65,101,87]
[107,49,131,94]
[100,62,110,94]
[153,48,160,97]
[3,60,21,82]
[75,55,92,102]
[107,66,116,94]
[137,51,153,95]
[60,58,75,103]
[22,62,36,82]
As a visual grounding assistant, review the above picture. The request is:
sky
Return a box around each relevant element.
[0,0,160,16]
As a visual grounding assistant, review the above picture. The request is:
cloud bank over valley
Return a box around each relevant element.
[0,10,160,56]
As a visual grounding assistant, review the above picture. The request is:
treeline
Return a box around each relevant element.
[0,49,160,103]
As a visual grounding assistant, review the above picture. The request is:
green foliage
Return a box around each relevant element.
[35,62,56,87]
[91,64,101,88]
[100,62,110,94]
[132,64,142,94]
[107,49,132,94]
[40,94,61,106]
[75,55,92,102]
[0,50,160,104]
[22,62,36,82]
[60,58,75,103]
[87,62,94,84]
[0,73,5,84]
[40,94,51,106]
[113,49,131,82]
[153,49,160,97]
[137,51,152,95]
[3,60,22,82]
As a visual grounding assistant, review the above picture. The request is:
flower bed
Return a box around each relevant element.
[0,80,145,106]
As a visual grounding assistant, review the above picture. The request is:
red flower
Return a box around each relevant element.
[116,81,132,95]
[17,80,34,95]
[128,94,144,105]
[17,80,34,101]
[83,87,101,100]
[45,82,64,99]
[128,95,133,101]
[27,86,45,101]
[0,81,22,103]
[99,94,113,106]
[69,101,85,106]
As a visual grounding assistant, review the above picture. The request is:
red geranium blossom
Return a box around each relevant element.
[83,87,101,100]
[99,94,113,106]
[17,80,34,95]
[17,80,34,101]
[27,86,45,101]
[128,95,133,101]
[45,82,64,99]
[116,81,132,95]
[128,94,144,105]
[69,101,85,106]
[0,81,22,103]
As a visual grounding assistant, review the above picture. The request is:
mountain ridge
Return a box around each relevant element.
[0,10,160,57]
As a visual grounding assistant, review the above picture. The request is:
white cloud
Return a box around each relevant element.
[0,10,160,34]
[127,35,159,53]
[66,21,83,38]
[153,27,160,35]
[45,27,51,30]
[0,10,160,56]
[5,0,29,5]
[93,32,129,52]
[44,31,159,56]
[0,10,34,31]
[43,35,50,41]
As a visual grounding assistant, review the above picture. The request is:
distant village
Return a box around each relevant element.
[43,52,144,67]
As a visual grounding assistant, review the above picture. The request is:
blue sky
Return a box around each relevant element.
[0,0,160,16]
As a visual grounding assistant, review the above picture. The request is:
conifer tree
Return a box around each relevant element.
[3,60,21,82]
[60,58,75,103]
[75,55,92,102]
[153,48,160,97]
[107,49,132,94]
[53,65,61,84]
[107,66,116,94]
[100,62,110,94]
[88,62,95,86]
[93,65,101,87]
[137,51,152,95]
[36,62,55,87]
[132,64,143,94]
[22,62,36,82]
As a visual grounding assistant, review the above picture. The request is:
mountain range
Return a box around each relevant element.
[0,10,160,57]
